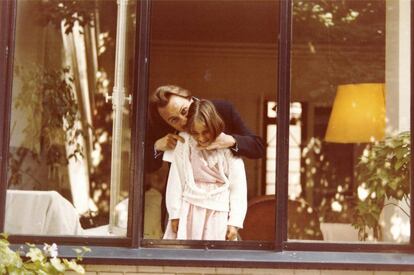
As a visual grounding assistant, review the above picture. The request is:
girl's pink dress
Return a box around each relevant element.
[163,146,229,240]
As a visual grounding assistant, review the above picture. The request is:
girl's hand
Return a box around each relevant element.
[226,225,238,241]
[203,133,236,150]
[171,219,179,233]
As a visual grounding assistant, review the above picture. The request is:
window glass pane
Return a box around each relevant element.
[5,0,137,237]
[145,0,277,242]
[290,0,410,243]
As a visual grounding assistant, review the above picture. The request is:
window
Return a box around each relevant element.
[0,0,414,269]
[263,101,302,198]
[289,0,411,245]
[144,0,278,245]
[1,0,137,245]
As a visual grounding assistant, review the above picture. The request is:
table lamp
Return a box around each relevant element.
[325,83,386,143]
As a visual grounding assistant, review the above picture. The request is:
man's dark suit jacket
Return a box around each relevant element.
[146,99,265,173]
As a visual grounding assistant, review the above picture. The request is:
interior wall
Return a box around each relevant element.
[149,41,278,196]
[148,40,385,197]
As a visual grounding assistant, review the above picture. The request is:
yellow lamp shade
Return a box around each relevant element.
[325,83,386,143]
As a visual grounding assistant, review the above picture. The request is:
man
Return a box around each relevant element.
[147,85,265,230]
[148,85,265,171]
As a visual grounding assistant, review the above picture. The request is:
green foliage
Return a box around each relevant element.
[14,65,84,164]
[37,0,96,34]
[9,65,84,188]
[291,1,386,103]
[0,234,89,274]
[353,132,410,240]
[301,138,353,223]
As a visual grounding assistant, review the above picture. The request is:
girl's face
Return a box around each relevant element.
[190,120,213,147]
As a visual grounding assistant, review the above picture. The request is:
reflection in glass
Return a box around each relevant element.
[290,0,410,243]
[5,0,136,236]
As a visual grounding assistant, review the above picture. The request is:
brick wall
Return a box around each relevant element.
[76,266,411,275]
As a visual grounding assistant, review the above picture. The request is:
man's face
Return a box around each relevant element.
[158,95,192,132]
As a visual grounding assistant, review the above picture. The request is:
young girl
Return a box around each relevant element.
[163,99,247,241]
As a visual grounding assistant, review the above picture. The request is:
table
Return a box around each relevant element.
[5,190,84,235]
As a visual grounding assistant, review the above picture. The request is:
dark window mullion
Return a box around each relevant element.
[275,0,292,251]
[0,0,16,232]
[410,0,414,248]
[130,0,151,248]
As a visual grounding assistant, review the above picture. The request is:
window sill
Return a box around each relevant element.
[41,245,414,271]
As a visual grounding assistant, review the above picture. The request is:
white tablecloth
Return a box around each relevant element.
[320,222,359,242]
[5,190,84,235]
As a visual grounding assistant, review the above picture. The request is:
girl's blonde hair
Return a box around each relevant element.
[187,99,224,140]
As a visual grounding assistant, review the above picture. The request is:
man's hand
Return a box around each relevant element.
[226,225,238,241]
[170,219,179,233]
[203,133,236,150]
[155,134,185,152]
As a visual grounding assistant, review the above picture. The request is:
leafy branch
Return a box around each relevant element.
[353,131,410,240]
[0,234,90,274]
[37,0,96,34]
[9,65,84,188]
